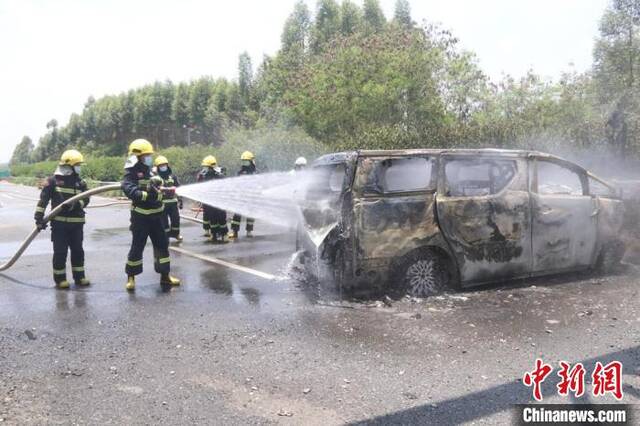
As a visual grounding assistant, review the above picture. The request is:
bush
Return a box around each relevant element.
[158,126,327,184]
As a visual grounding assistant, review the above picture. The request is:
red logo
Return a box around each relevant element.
[592,361,623,400]
[523,358,553,401]
[557,361,586,397]
[523,359,624,401]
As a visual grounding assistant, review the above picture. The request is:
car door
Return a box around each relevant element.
[530,157,598,273]
[352,155,438,262]
[436,155,532,284]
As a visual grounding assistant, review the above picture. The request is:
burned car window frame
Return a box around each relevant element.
[587,172,618,198]
[530,157,588,196]
[440,156,518,198]
[357,155,436,197]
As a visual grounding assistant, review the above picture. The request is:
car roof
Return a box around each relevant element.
[313,148,569,164]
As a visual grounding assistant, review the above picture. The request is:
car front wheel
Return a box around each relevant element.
[396,249,452,297]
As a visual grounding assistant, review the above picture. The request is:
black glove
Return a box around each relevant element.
[35,219,47,230]
[178,199,183,210]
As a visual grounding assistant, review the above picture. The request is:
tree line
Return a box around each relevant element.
[11,0,640,170]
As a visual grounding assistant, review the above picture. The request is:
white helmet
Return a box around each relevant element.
[295,157,307,166]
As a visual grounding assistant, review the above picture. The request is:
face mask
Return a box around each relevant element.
[73,165,81,174]
[159,165,168,172]
[242,160,252,167]
[142,156,153,167]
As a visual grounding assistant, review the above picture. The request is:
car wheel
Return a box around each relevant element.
[397,250,451,297]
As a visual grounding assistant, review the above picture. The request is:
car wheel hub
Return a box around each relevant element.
[405,259,440,297]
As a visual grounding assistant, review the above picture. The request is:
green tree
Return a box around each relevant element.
[362,0,386,34]
[393,0,413,28]
[310,0,341,53]
[238,51,253,107]
[593,0,640,154]
[340,0,362,36]
[10,136,34,164]
[281,1,310,54]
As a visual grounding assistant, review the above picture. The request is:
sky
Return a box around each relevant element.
[0,0,609,163]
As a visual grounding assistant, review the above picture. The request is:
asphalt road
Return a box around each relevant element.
[1,181,639,425]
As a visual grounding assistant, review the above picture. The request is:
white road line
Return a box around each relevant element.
[169,246,277,280]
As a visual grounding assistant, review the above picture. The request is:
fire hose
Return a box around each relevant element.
[0,184,121,272]
[0,183,204,272]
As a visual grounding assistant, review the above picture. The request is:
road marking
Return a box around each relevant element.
[169,246,277,280]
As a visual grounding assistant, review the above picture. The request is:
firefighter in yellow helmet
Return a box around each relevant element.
[34,149,91,289]
[121,139,180,291]
[152,155,183,242]
[197,155,228,243]
[229,151,257,239]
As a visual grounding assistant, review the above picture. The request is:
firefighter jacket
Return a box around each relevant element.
[34,173,90,224]
[153,166,181,205]
[122,161,164,216]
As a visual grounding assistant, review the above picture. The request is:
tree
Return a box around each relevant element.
[340,0,362,36]
[281,1,310,54]
[393,0,413,28]
[593,0,640,155]
[310,0,341,53]
[238,51,253,107]
[362,0,386,34]
[10,136,34,164]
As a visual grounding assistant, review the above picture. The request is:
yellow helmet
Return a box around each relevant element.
[128,139,154,156]
[241,151,255,161]
[201,155,217,167]
[59,149,84,166]
[154,155,169,167]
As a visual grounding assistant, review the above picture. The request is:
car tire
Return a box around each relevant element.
[395,249,452,297]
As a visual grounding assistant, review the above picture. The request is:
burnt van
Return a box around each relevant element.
[297,149,625,297]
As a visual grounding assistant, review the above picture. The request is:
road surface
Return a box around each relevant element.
[1,182,639,424]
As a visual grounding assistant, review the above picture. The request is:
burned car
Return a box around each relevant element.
[297,149,625,297]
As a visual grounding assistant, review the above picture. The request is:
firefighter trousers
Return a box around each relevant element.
[162,201,181,238]
[51,222,85,283]
[203,205,228,237]
[126,212,170,276]
[231,214,254,233]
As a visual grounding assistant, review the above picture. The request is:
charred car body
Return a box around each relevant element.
[297,149,625,297]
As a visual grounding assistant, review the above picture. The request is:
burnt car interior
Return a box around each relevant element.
[444,158,517,197]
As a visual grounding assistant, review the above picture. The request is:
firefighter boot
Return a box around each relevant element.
[246,230,253,238]
[125,276,136,292]
[56,280,70,290]
[75,278,91,287]
[228,231,238,241]
[161,274,181,286]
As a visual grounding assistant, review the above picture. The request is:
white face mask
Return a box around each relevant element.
[73,165,81,174]
[142,156,153,167]
[158,165,168,172]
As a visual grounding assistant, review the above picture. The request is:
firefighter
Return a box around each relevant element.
[34,149,91,289]
[294,156,307,171]
[122,139,180,291]
[290,156,307,175]
[197,155,228,243]
[229,151,257,239]
[152,155,183,242]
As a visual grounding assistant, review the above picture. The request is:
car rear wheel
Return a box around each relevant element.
[396,249,452,297]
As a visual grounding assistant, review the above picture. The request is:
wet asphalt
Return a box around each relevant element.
[1,182,640,425]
